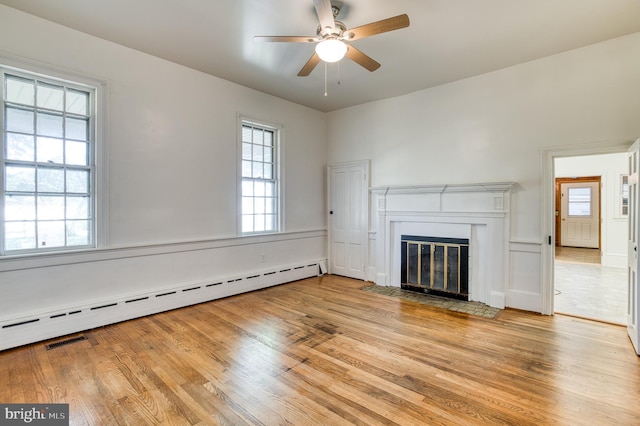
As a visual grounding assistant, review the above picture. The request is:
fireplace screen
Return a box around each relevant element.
[401,235,469,299]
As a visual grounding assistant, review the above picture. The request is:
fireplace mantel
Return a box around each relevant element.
[371,182,515,309]
[371,182,515,195]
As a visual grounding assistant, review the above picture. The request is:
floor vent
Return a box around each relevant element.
[45,335,87,350]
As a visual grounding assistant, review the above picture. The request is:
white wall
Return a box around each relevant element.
[555,153,628,268]
[328,33,640,312]
[0,5,327,349]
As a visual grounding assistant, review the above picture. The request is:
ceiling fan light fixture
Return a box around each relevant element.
[315,39,347,63]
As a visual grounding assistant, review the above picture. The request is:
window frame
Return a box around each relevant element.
[237,115,282,235]
[0,58,106,257]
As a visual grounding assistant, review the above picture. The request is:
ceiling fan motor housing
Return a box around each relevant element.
[317,21,347,39]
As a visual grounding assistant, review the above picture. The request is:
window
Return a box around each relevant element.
[567,187,592,216]
[239,119,280,234]
[2,68,98,255]
[621,175,629,217]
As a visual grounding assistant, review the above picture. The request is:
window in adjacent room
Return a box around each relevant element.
[621,174,629,217]
[1,68,99,255]
[239,119,280,234]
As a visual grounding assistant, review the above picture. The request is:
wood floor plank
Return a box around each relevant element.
[2,275,640,425]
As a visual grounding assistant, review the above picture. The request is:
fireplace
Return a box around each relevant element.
[401,235,469,300]
[370,182,514,309]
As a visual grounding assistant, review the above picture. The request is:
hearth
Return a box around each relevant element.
[400,235,469,300]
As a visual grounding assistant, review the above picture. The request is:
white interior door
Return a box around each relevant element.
[560,181,600,248]
[627,139,640,355]
[328,161,368,280]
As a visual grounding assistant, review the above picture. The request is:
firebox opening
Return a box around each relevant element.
[401,235,469,301]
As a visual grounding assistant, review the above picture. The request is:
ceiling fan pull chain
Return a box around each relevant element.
[324,62,328,96]
[337,61,341,86]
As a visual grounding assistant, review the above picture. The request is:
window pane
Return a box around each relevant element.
[66,89,89,115]
[36,136,64,164]
[5,221,36,250]
[254,214,265,232]
[568,187,591,216]
[242,180,253,196]
[254,181,265,196]
[37,167,65,192]
[265,197,275,214]
[265,214,276,231]
[6,165,35,192]
[67,169,90,193]
[242,197,254,215]
[37,112,63,137]
[264,146,273,162]
[6,75,34,106]
[252,144,263,161]
[66,141,88,165]
[67,196,89,219]
[66,116,88,141]
[242,215,254,233]
[38,220,65,247]
[38,196,65,219]
[242,142,252,160]
[5,195,36,220]
[263,163,272,179]
[37,82,64,111]
[6,106,34,133]
[67,220,90,246]
[6,133,34,161]
[252,129,263,144]
[264,131,273,147]
[265,182,275,197]
[254,197,265,214]
[252,162,263,178]
[242,126,252,142]
[242,160,252,178]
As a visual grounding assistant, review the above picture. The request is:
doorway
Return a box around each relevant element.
[553,153,628,324]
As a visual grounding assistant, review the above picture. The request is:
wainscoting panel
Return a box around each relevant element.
[508,241,543,312]
[0,230,326,351]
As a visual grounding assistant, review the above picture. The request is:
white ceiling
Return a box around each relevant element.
[1,0,639,112]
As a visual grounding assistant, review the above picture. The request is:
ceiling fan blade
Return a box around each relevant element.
[346,14,410,41]
[345,45,381,72]
[314,0,336,32]
[254,35,316,43]
[298,52,321,76]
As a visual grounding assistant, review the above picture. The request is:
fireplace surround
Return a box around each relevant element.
[370,183,514,309]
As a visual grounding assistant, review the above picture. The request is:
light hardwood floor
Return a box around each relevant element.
[1,275,639,425]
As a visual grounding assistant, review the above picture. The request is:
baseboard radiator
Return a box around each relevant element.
[0,262,322,351]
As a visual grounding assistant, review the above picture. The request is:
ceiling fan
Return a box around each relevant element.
[254,0,410,76]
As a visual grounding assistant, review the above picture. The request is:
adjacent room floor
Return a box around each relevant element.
[554,246,627,325]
